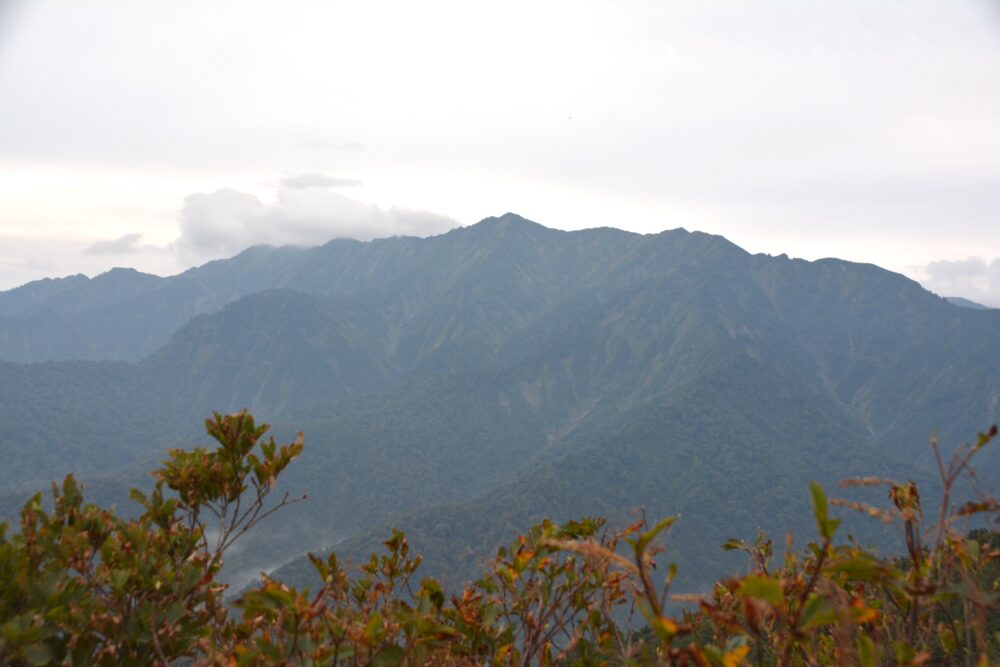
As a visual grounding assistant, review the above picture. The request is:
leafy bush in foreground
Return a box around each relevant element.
[1,412,998,665]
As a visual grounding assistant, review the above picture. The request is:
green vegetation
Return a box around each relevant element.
[2,214,1000,625]
[2,412,998,665]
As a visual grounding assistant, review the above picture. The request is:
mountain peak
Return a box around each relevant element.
[473,212,547,231]
[94,266,156,280]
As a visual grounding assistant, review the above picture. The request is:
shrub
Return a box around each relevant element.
[1,414,997,665]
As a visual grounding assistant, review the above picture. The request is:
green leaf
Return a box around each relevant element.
[938,621,960,654]
[975,424,997,449]
[800,595,837,628]
[893,640,915,665]
[810,481,840,541]
[857,634,876,667]
[21,643,53,666]
[128,488,148,506]
[721,538,747,552]
[739,574,783,606]
[810,481,828,522]
[828,555,889,583]
[634,515,679,554]
[373,644,405,666]
[260,585,295,608]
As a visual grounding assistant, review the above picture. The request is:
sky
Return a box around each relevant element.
[1,0,999,305]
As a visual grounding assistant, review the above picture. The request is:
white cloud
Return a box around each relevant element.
[1,1,1000,287]
[175,186,458,262]
[917,257,1000,307]
[279,174,361,189]
[295,139,364,152]
[83,232,144,255]
[0,233,182,290]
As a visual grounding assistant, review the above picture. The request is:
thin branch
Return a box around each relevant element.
[149,606,169,666]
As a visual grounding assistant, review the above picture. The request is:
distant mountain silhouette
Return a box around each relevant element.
[947,296,992,310]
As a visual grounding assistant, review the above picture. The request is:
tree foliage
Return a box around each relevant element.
[0,411,303,665]
[1,413,999,665]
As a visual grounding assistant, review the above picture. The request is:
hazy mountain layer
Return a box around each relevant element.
[1,214,998,587]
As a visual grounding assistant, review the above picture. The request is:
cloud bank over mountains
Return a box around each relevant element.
[175,180,458,262]
[0,174,459,289]
[2,2,999,299]
[84,232,145,255]
[4,185,1000,309]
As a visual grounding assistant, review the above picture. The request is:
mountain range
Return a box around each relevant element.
[2,213,998,589]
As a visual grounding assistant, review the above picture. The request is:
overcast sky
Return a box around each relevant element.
[1,0,999,304]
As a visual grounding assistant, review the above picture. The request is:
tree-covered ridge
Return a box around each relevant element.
[0,216,645,363]
[1,412,998,665]
[2,214,999,598]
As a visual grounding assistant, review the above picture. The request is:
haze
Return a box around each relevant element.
[1,0,999,305]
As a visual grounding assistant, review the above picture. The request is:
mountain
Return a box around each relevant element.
[947,296,993,310]
[2,213,998,589]
[0,216,637,363]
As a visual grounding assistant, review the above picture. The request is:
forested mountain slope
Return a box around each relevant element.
[1,213,997,587]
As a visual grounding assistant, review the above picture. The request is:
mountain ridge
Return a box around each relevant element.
[1,213,997,588]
